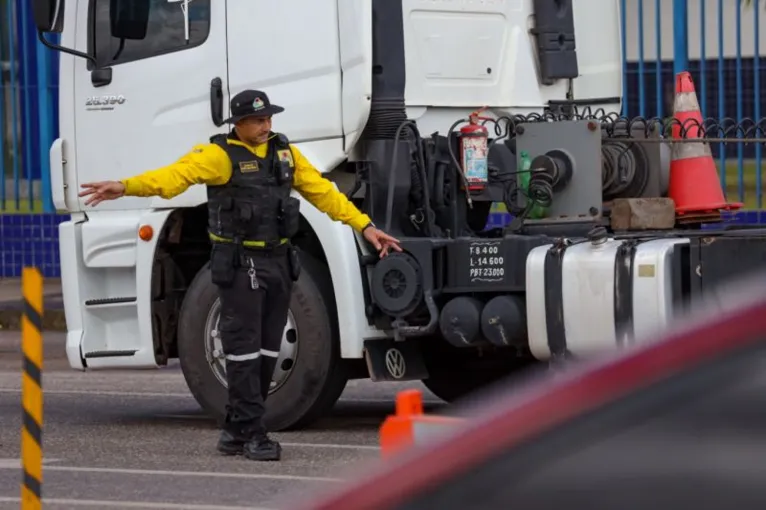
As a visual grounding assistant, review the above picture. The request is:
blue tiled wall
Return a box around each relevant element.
[0,214,70,278]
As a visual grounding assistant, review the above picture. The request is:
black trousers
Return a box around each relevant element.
[213,245,295,440]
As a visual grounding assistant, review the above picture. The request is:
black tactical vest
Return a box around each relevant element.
[206,131,301,247]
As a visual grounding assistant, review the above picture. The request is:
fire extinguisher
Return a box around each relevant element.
[459,107,491,192]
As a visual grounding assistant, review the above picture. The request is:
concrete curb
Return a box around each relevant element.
[0,299,67,332]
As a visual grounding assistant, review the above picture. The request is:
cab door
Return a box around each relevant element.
[72,0,230,212]
[224,0,344,148]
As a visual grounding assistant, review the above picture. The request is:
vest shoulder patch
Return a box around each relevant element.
[239,160,260,173]
[277,149,294,167]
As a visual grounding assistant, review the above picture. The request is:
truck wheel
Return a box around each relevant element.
[177,251,347,431]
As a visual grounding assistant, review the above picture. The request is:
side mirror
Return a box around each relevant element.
[31,0,65,33]
[110,0,151,40]
[32,0,114,88]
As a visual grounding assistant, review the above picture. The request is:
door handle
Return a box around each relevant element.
[210,77,224,127]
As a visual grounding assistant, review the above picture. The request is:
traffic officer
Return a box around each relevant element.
[78,89,402,462]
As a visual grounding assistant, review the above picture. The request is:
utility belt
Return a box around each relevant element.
[207,196,302,288]
[209,232,289,251]
[208,233,301,287]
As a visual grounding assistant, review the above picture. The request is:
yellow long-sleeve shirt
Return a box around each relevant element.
[121,136,372,232]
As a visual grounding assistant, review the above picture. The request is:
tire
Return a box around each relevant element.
[177,251,347,431]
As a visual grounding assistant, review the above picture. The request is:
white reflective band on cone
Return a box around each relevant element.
[673,92,702,113]
[412,421,461,445]
[672,138,713,161]
[670,89,712,161]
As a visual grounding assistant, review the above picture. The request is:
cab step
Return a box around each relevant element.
[84,350,138,359]
[84,297,137,307]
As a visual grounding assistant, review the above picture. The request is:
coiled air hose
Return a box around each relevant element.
[506,151,554,222]
[526,171,555,209]
[601,139,650,200]
[504,166,555,231]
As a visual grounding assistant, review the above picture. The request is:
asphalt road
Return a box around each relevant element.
[0,331,446,509]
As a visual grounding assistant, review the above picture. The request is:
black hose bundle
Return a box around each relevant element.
[383,120,435,235]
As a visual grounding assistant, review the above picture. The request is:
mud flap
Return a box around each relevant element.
[364,338,429,382]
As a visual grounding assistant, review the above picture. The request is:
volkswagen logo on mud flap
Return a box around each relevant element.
[384,348,406,379]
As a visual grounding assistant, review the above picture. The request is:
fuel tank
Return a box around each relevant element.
[525,234,690,361]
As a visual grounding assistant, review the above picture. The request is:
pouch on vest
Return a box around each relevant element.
[210,243,238,287]
[219,196,233,210]
[288,245,302,282]
[238,204,252,223]
[234,203,254,235]
[275,159,294,185]
[278,197,301,238]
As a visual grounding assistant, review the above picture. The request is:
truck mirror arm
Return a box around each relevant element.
[38,30,113,88]
[38,30,96,67]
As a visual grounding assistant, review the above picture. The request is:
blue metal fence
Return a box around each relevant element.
[1,0,64,278]
[1,0,58,213]
[622,0,765,209]
[1,0,765,278]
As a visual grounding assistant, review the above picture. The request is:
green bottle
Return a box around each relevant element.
[518,151,547,220]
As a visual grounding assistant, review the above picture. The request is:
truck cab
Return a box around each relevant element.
[32,0,624,430]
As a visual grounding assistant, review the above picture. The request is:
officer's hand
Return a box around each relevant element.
[363,226,402,258]
[79,181,126,206]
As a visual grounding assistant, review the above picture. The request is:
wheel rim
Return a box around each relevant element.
[204,298,299,394]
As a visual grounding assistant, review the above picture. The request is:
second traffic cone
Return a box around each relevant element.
[667,71,742,215]
[379,389,462,458]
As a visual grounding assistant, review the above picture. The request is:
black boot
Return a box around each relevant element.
[244,435,282,461]
[216,430,246,456]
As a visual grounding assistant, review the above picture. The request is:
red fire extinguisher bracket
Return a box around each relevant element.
[459,110,491,191]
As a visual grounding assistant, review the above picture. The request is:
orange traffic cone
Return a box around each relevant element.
[667,71,742,217]
[379,389,461,458]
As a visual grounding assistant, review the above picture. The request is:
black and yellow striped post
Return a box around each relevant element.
[20,267,43,510]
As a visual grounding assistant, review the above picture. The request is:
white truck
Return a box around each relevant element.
[30,0,688,431]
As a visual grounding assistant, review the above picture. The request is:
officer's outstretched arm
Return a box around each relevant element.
[120,144,232,199]
[290,146,372,232]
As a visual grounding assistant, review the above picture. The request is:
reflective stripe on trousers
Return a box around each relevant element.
[226,348,280,362]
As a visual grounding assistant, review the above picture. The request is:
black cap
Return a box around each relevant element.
[223,89,284,124]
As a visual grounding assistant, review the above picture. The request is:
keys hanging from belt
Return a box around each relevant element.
[247,258,259,290]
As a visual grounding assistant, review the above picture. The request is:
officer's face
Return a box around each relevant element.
[235,116,272,145]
